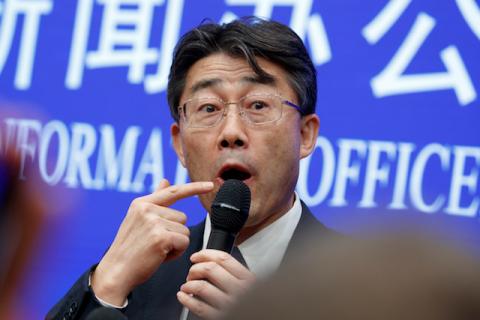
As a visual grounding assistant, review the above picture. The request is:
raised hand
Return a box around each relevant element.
[91,179,214,306]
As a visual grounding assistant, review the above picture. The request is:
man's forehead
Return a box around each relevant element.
[188,74,276,96]
[179,53,295,102]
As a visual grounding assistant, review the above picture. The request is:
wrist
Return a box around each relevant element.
[90,264,131,306]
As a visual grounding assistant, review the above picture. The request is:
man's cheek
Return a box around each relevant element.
[198,191,216,211]
[185,148,211,174]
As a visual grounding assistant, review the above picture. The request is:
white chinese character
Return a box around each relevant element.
[67,0,184,90]
[456,0,480,41]
[219,0,332,66]
[144,0,184,93]
[67,0,161,89]
[362,0,477,106]
[0,0,53,89]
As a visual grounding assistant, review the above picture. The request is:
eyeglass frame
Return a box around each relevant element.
[176,93,305,128]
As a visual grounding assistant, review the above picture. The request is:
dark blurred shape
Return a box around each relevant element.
[0,146,45,319]
[224,232,480,320]
[85,307,128,320]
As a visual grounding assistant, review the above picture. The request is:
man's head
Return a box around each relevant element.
[167,17,317,120]
[168,18,319,236]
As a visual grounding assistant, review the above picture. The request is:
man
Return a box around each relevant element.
[47,17,337,320]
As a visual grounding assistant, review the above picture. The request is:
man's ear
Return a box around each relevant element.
[171,122,186,167]
[299,114,320,159]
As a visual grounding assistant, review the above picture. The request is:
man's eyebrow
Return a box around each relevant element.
[241,74,276,86]
[189,74,277,95]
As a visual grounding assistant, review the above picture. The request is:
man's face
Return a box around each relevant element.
[171,53,318,231]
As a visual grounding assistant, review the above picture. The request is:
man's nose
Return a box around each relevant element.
[217,105,248,149]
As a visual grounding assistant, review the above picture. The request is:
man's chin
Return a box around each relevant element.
[241,207,262,228]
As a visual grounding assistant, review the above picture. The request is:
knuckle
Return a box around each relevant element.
[132,201,152,216]
[187,266,198,280]
[204,261,218,275]
[190,262,216,279]
[180,234,190,246]
[177,212,187,224]
[130,198,141,206]
[143,215,159,230]
[174,235,189,253]
[152,231,169,248]
[167,185,179,195]
[145,212,158,224]
[194,302,207,318]
[128,198,141,213]
[141,202,154,214]
[196,280,209,296]
[217,251,230,263]
[221,293,234,306]
[239,279,252,291]
[180,225,190,236]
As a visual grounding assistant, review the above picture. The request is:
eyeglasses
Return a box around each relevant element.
[177,93,303,128]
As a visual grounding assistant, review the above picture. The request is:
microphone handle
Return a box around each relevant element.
[206,229,235,253]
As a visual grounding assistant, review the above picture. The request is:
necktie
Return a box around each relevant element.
[231,246,248,268]
[185,247,247,320]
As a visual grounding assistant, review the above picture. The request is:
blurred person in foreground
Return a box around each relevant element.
[47,17,339,320]
[224,232,480,320]
[0,144,45,319]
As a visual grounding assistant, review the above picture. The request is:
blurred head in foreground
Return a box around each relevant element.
[224,233,480,320]
[0,147,44,319]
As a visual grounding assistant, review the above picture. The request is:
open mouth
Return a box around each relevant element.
[219,167,252,182]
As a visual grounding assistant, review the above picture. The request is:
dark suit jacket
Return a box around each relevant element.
[46,202,337,320]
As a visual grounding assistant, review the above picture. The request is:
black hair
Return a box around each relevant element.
[167,17,317,121]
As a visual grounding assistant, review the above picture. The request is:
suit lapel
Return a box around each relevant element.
[282,201,338,265]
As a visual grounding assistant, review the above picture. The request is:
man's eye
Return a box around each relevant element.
[198,104,219,113]
[250,101,269,110]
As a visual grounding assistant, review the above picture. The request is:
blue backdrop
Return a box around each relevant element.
[0,0,479,317]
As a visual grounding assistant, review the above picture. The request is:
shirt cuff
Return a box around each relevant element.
[88,272,128,309]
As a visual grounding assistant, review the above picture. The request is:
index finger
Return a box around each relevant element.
[142,181,214,206]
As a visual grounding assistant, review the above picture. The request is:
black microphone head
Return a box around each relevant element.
[211,179,250,234]
[85,307,128,320]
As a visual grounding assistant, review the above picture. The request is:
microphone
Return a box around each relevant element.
[206,179,251,253]
[180,179,251,320]
[85,307,128,320]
